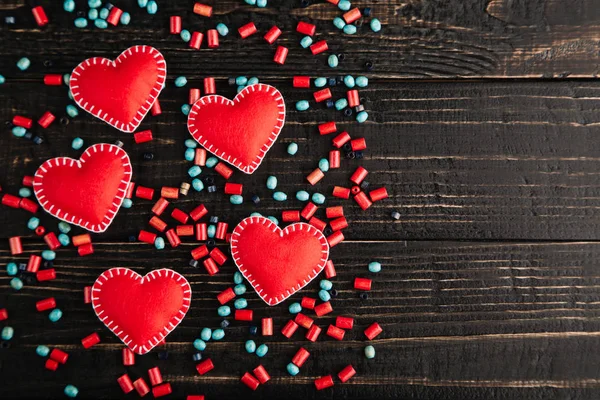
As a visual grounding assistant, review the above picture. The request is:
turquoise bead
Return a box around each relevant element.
[36,345,50,357]
[247,77,259,85]
[63,74,71,85]
[300,36,313,48]
[175,76,188,87]
[180,29,191,42]
[207,225,216,238]
[192,179,204,192]
[88,0,102,7]
[230,195,243,205]
[370,18,382,32]
[185,139,197,149]
[234,298,248,309]
[338,0,351,11]
[10,278,23,291]
[250,212,262,217]
[369,261,382,273]
[320,280,333,290]
[217,305,231,317]
[245,0,257,4]
[211,329,225,341]
[0,75,4,84]
[200,328,212,341]
[1,326,14,341]
[206,157,218,168]
[335,98,348,110]
[234,284,246,295]
[185,148,195,161]
[88,9,99,20]
[328,55,338,68]
[64,385,78,398]
[356,111,369,123]
[319,158,330,172]
[72,137,84,150]
[236,76,248,86]
[27,217,40,230]
[58,222,71,234]
[234,271,243,284]
[147,1,158,14]
[343,24,357,34]
[181,104,191,115]
[333,17,346,29]
[120,12,131,25]
[255,344,268,357]
[296,100,310,111]
[66,104,79,118]
[273,192,287,201]
[49,309,63,322]
[68,90,74,100]
[267,216,279,225]
[6,262,18,276]
[17,57,31,71]
[344,75,355,88]
[356,76,368,88]
[188,165,202,177]
[138,0,148,7]
[288,302,302,314]
[314,77,327,87]
[266,176,277,190]
[74,18,88,28]
[245,340,256,353]
[312,192,325,204]
[58,234,70,246]
[94,19,108,29]
[296,190,309,201]
[42,250,56,261]
[122,198,132,208]
[237,85,245,93]
[364,345,375,359]
[63,0,75,12]
[154,237,165,250]
[318,289,331,302]
[257,0,267,7]
[12,127,26,138]
[193,338,206,351]
[287,363,300,376]
[216,23,229,36]
[287,142,298,155]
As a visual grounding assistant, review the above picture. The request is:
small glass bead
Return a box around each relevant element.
[12,127,26,138]
[74,17,88,28]
[257,0,267,7]
[273,192,287,201]
[288,302,302,314]
[17,57,31,71]
[287,142,298,155]
[217,305,231,317]
[333,17,346,29]
[234,298,248,309]
[64,385,78,398]
[364,345,375,359]
[234,284,246,296]
[318,158,330,172]
[205,157,218,168]
[234,271,243,284]
[343,24,357,34]
[122,198,133,208]
[355,76,368,88]
[344,75,355,88]
[185,148,195,161]
[250,212,262,217]
[88,8,99,20]
[236,76,248,86]
[192,353,202,362]
[200,328,212,341]
[193,338,206,351]
[245,0,257,4]
[42,250,56,261]
[63,74,71,85]
[287,363,300,376]
[319,289,331,302]
[154,237,165,250]
[192,179,204,192]
[66,104,79,118]
[211,329,225,341]
[1,326,14,341]
[230,195,243,205]
[221,320,230,329]
[247,77,259,85]
[296,190,309,201]
[216,23,229,36]
[63,0,76,12]
[338,0,351,11]
[120,12,131,25]
[94,19,108,29]
[237,85,245,93]
[147,1,158,14]
[58,234,71,246]
[10,278,23,291]
[370,18,382,32]
[6,262,18,276]
[88,0,102,7]
[188,165,202,177]
[266,176,277,190]
[245,340,256,353]
[369,261,382,273]
[356,111,369,123]
[0,75,5,84]
[181,104,191,115]
[335,98,348,110]
[296,100,310,111]
[314,77,327,88]
[268,216,279,225]
[27,217,40,230]
[36,345,50,357]
[300,36,313,48]
[312,192,325,204]
[58,222,71,234]
[255,344,268,357]
[138,0,148,6]
[180,29,192,42]
[320,280,333,290]
[49,309,63,322]
[207,225,216,238]
[175,76,188,87]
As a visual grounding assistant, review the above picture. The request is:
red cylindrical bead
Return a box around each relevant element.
[226,233,232,243]
[136,186,154,200]
[238,22,257,38]
[32,6,49,27]
[264,26,282,44]
[176,224,194,237]
[300,202,317,220]
[84,286,92,304]
[273,46,289,65]
[327,231,344,247]
[370,187,389,202]
[9,236,22,255]
[313,88,332,102]
[152,383,172,398]
[293,76,310,88]
[240,372,260,390]
[347,89,360,107]
[204,77,216,94]
[253,365,271,384]
[44,232,61,250]
[160,187,179,200]
[117,374,135,394]
[191,244,209,260]
[123,348,135,366]
[190,32,204,49]
[195,148,207,166]
[296,21,316,36]
[282,210,300,222]
[171,208,189,224]
[224,183,243,195]
[204,258,219,275]
[78,243,94,256]
[170,16,182,34]
[215,163,233,179]
[318,121,336,135]
[235,309,253,321]
[20,197,39,213]
[350,166,368,185]
[43,74,62,86]
[210,247,227,265]
[327,0,340,4]
[306,168,325,185]
[294,313,313,329]
[310,40,328,55]
[50,348,69,364]
[27,254,42,273]
[329,150,340,169]
[338,364,356,383]
[196,358,214,375]
[38,111,56,128]
[305,324,322,342]
[324,260,336,278]
[189,88,201,105]
[37,268,56,282]
[354,277,372,291]
[281,320,299,338]
[133,378,150,397]
[3,194,21,209]
[261,317,273,336]
[314,301,333,317]
[12,115,33,129]
[0,308,8,321]
[207,29,219,48]
[45,359,59,371]
[336,316,354,330]
[166,229,182,248]
[193,3,213,17]
[301,297,316,309]
[343,8,362,23]
[72,233,92,247]
[292,347,310,367]
[354,191,372,210]
[195,223,208,241]
[309,216,326,231]
[314,375,334,390]
[187,396,205,400]
[81,332,101,349]
[364,322,383,340]
[333,186,351,199]
[107,7,123,26]
[217,287,236,305]
[330,216,348,231]
[148,366,163,386]
[139,230,157,244]
[351,137,367,151]
[326,206,344,219]
[326,324,345,340]
[125,182,135,199]
[22,175,34,187]
[190,204,208,221]
[151,100,164,117]
[149,216,168,232]
[134,129,153,144]
[332,131,351,148]
[36,297,56,312]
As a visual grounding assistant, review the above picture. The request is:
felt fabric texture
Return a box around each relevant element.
[92,268,191,355]
[187,83,286,174]
[69,45,166,133]
[33,143,132,233]
[230,216,330,305]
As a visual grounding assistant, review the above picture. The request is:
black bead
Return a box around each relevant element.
[365,60,374,71]
[228,77,236,86]
[24,131,33,140]
[344,108,353,117]
[300,0,310,7]
[345,151,356,159]
[360,181,370,190]
[330,289,338,297]
[192,353,202,362]
[128,235,137,242]
[356,19,364,28]
[4,120,12,126]
[18,263,27,271]
[114,140,124,148]
[60,117,70,125]
[251,195,260,205]
[1,341,10,349]
[355,105,365,113]
[220,320,230,328]
[360,292,369,300]
[355,150,364,159]
[206,239,216,248]
[342,143,352,152]
[207,185,217,193]
[209,216,219,224]
[325,99,335,108]
[5,16,15,25]
[204,176,215,185]
[189,259,199,268]
[22,274,34,285]
[43,260,53,269]
[363,7,372,16]
[76,10,86,17]
[105,3,115,10]
[328,77,337,86]
[158,351,169,360]
[32,135,44,145]
[249,326,258,335]
[142,152,154,161]
[391,211,401,220]
[323,227,333,236]
[43,60,53,67]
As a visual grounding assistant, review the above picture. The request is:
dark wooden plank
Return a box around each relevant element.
[1,0,600,79]
[3,240,600,399]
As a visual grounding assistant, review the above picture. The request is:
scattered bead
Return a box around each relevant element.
[17,57,31,71]
[273,191,287,201]
[1,326,14,341]
[371,18,382,32]
[343,24,357,34]
[296,100,310,111]
[147,1,158,14]
[328,54,339,68]
[289,302,302,314]
[364,345,376,359]
[94,19,108,29]
[181,29,192,42]
[320,280,333,290]
[217,305,231,317]
[245,340,256,353]
[300,36,313,48]
[49,309,63,322]
[12,127,26,138]
[211,328,225,341]
[88,9,99,20]
[312,193,325,204]
[255,344,268,357]
[216,23,229,36]
[234,298,248,309]
[356,76,368,87]
[333,17,346,29]
[6,262,17,276]
[319,289,331,302]
[234,284,247,295]
[193,339,206,351]
[200,327,212,341]
[266,176,278,190]
[37,345,50,357]
[234,271,243,284]
[188,165,202,177]
[287,142,298,155]
[206,157,218,168]
[338,0,351,10]
[10,278,23,291]
[64,0,75,12]
[314,77,327,87]
[120,12,131,25]
[64,385,79,398]
[287,363,300,376]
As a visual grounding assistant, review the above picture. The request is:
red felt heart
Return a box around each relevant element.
[187,84,286,174]
[230,216,329,305]
[92,268,191,355]
[33,143,132,233]
[69,45,166,133]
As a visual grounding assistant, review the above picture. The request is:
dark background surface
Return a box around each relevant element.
[2,0,600,399]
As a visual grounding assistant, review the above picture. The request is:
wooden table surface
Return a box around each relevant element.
[2,0,600,399]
